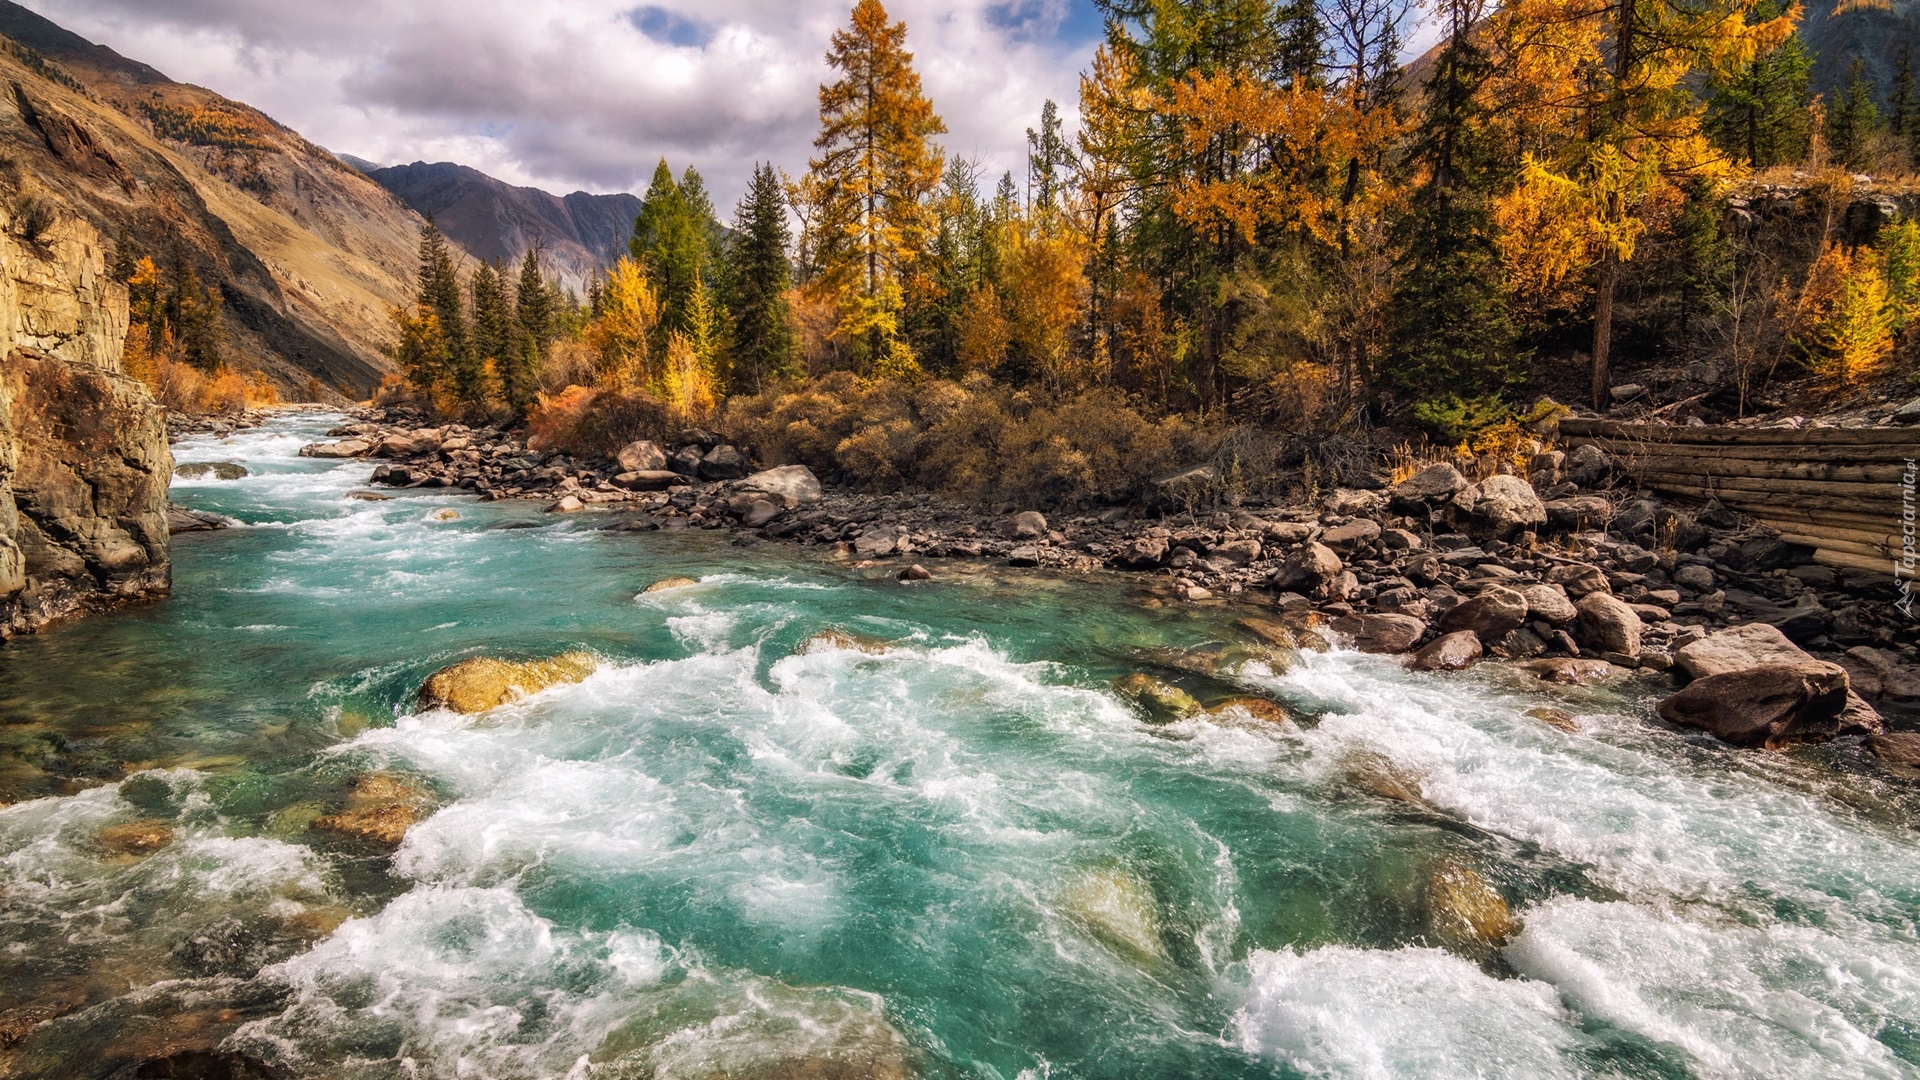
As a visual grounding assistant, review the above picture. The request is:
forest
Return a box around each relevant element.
[122,0,1920,497]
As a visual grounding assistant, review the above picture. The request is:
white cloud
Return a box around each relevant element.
[18,0,1096,208]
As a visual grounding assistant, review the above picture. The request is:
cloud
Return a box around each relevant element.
[16,0,1100,208]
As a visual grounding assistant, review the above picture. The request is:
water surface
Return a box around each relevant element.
[2,412,1917,1079]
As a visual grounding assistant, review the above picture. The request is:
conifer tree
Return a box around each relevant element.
[724,162,797,393]
[810,0,947,374]
[1890,46,1914,140]
[1389,0,1520,408]
[631,160,721,340]
[516,247,555,350]
[409,220,468,394]
[1026,99,1074,224]
[1829,57,1882,172]
[1704,1,1811,168]
[467,259,513,406]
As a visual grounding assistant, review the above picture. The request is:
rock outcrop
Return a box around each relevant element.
[1,209,169,637]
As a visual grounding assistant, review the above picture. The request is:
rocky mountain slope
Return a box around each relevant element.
[0,0,422,396]
[366,161,641,295]
[1,205,170,637]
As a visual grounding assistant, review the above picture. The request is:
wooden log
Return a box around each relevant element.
[1618,473,1897,500]
[1754,522,1908,548]
[1633,481,1894,522]
[1568,442,1920,464]
[1559,420,1920,447]
[1612,449,1912,478]
[1811,549,1902,575]
[1770,533,1897,559]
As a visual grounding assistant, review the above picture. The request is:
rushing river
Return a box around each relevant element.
[2,412,1918,1080]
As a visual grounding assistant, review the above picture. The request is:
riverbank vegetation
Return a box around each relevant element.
[382,0,1920,495]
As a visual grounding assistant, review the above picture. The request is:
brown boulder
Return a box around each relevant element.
[1517,658,1613,685]
[417,652,598,714]
[1575,593,1642,658]
[1329,612,1426,654]
[1409,630,1483,672]
[1521,583,1578,625]
[1867,733,1920,766]
[313,772,433,847]
[1656,661,1852,748]
[1270,541,1343,592]
[614,439,667,473]
[1435,584,1529,641]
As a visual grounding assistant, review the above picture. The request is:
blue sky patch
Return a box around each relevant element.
[626,5,713,49]
[987,0,1106,45]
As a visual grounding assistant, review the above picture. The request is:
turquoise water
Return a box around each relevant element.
[2,411,1919,1079]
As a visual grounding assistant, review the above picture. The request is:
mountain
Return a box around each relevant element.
[1802,0,1920,102]
[0,0,422,395]
[367,161,641,295]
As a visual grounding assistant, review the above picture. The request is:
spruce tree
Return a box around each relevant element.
[630,159,720,341]
[515,247,555,349]
[1705,6,1811,168]
[467,260,513,407]
[724,162,797,393]
[1387,0,1521,412]
[414,220,468,394]
[1829,57,1882,172]
[1025,99,1074,224]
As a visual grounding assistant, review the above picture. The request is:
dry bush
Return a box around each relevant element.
[136,354,277,414]
[525,385,673,458]
[726,375,1214,508]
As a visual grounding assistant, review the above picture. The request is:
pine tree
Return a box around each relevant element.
[516,247,555,349]
[1829,57,1882,172]
[724,162,797,393]
[1276,0,1325,88]
[810,0,947,373]
[1704,1,1812,168]
[410,220,469,395]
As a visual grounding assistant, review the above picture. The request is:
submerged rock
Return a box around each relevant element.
[1517,657,1613,685]
[1427,862,1516,949]
[173,461,248,481]
[1867,733,1920,767]
[1526,706,1579,733]
[798,629,892,656]
[1113,673,1202,722]
[96,818,174,856]
[1205,696,1295,727]
[416,651,598,714]
[166,505,232,534]
[312,771,434,846]
[1058,867,1166,966]
[426,508,459,522]
[1341,750,1425,804]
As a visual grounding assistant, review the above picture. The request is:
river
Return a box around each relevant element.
[1,411,1917,1079]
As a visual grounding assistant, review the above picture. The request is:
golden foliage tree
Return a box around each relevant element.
[589,259,660,391]
[1791,246,1892,385]
[810,0,946,374]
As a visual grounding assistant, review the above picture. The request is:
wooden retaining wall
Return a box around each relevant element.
[1557,419,1920,575]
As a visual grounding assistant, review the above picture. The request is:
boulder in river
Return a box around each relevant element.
[1657,661,1853,748]
[166,505,232,534]
[1410,630,1483,672]
[642,576,699,594]
[417,652,598,714]
[1058,867,1166,966]
[173,461,247,481]
[1867,733,1920,766]
[1329,612,1425,654]
[96,819,174,856]
[1427,862,1516,950]
[1270,541,1342,593]
[1517,657,1613,684]
[299,438,371,459]
[798,628,893,655]
[1667,623,1883,745]
[1113,673,1201,722]
[547,495,585,513]
[1206,696,1294,727]
[312,772,434,846]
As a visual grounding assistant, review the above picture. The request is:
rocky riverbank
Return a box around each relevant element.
[278,407,1920,758]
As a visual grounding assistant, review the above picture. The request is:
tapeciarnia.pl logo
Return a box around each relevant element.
[1900,458,1917,619]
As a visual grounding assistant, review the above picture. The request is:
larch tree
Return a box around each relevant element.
[810,0,947,376]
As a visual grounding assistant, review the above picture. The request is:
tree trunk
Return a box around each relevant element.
[1591,251,1616,410]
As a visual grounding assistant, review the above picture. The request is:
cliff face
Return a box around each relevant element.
[0,206,169,637]
[0,0,420,397]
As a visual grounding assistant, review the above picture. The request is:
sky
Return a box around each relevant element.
[20,0,1111,208]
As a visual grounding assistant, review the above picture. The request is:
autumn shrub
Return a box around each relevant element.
[1790,245,1894,386]
[525,385,674,458]
[725,375,1218,508]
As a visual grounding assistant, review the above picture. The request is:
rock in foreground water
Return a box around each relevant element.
[313,772,434,846]
[1058,867,1166,966]
[417,652,598,713]
[1657,661,1853,747]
